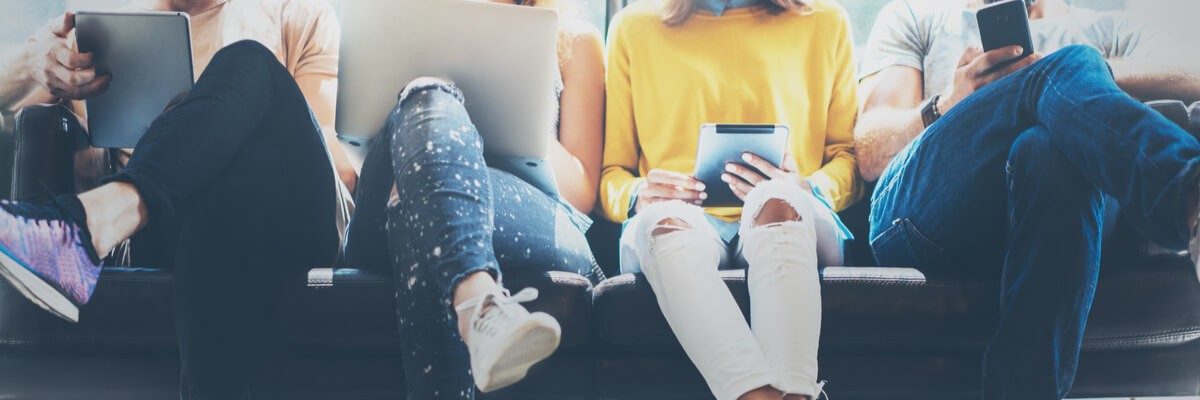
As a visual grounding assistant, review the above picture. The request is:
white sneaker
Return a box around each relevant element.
[456,288,561,393]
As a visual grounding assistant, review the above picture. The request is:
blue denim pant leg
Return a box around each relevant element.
[870,45,1200,400]
[359,79,597,400]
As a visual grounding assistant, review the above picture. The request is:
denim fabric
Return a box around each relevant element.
[107,41,341,399]
[869,45,1200,399]
[352,79,600,400]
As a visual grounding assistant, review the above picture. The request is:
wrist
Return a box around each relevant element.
[937,95,951,114]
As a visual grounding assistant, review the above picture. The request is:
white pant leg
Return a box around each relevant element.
[739,180,824,398]
[624,201,776,400]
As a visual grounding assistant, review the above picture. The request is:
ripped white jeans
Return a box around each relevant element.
[618,180,839,400]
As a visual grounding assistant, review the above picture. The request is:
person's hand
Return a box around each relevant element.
[940,46,1043,112]
[634,169,707,213]
[722,153,811,201]
[26,12,110,100]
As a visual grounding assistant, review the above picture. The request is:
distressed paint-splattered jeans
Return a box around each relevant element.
[355,79,600,399]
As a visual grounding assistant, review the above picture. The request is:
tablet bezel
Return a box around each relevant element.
[692,124,790,208]
[75,10,194,149]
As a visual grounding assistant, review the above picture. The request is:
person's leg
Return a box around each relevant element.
[738,180,822,400]
[386,168,598,400]
[873,45,1199,260]
[981,127,1105,400]
[383,78,569,395]
[631,200,780,400]
[90,41,338,398]
[869,46,1147,400]
[0,40,339,324]
[129,41,337,399]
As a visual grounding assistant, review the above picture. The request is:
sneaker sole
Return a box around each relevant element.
[0,244,79,323]
[475,314,561,393]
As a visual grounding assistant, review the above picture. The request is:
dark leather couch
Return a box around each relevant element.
[4,54,1200,399]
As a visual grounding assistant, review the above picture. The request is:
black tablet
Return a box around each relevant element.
[692,124,790,207]
[76,11,194,148]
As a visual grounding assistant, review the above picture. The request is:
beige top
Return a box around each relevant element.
[29,0,341,131]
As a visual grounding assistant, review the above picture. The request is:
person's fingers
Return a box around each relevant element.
[722,173,754,199]
[647,169,705,191]
[781,153,798,173]
[45,69,106,100]
[75,73,111,98]
[971,46,1026,76]
[51,44,92,70]
[642,184,706,202]
[50,12,75,38]
[958,47,984,67]
[741,153,787,179]
[48,61,96,88]
[724,162,768,186]
[978,52,1040,86]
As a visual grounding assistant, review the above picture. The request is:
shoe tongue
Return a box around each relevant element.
[52,196,103,265]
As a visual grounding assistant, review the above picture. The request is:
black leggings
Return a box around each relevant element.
[107,40,341,399]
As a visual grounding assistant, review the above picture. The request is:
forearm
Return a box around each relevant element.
[549,140,598,214]
[0,46,39,112]
[322,128,360,192]
[1111,58,1200,103]
[853,107,925,182]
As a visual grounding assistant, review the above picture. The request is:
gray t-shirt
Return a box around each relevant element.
[860,0,1171,100]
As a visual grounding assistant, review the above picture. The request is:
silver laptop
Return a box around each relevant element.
[75,11,194,149]
[337,0,561,194]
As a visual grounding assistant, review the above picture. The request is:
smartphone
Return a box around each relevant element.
[976,0,1034,70]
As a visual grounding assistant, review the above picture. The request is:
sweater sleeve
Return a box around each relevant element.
[598,12,646,223]
[807,6,862,212]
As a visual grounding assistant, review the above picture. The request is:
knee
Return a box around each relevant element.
[637,201,706,239]
[1045,45,1108,73]
[397,77,465,107]
[742,180,815,228]
[1008,129,1091,194]
[1009,129,1068,178]
[212,40,278,67]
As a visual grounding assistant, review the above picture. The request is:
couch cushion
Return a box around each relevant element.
[0,267,594,352]
[593,258,1200,352]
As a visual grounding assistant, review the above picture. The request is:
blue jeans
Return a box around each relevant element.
[870,45,1200,400]
[350,80,600,399]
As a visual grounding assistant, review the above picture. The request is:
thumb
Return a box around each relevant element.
[51,12,75,38]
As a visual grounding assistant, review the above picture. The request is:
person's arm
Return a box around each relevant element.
[1101,12,1200,104]
[856,47,1038,183]
[598,12,646,223]
[853,66,925,183]
[551,21,606,215]
[286,2,358,192]
[1109,59,1200,103]
[807,7,861,211]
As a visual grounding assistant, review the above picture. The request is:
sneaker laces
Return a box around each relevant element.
[456,288,540,338]
[0,200,79,248]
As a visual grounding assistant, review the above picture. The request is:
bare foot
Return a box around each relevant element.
[738,386,783,400]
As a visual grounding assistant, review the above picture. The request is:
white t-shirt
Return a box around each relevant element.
[859,0,1172,100]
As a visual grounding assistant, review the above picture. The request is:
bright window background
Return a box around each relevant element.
[0,0,609,56]
[3,1,1192,55]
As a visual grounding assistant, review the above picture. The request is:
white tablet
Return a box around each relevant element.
[693,124,790,207]
[75,11,193,148]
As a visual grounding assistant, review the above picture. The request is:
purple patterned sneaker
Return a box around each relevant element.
[0,199,102,323]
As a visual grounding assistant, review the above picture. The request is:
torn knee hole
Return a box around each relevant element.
[752,198,802,226]
[651,217,692,238]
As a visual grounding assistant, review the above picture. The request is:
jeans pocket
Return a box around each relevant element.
[869,218,947,268]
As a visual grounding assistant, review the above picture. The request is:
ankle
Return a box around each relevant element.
[77,183,147,255]
[738,387,783,400]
